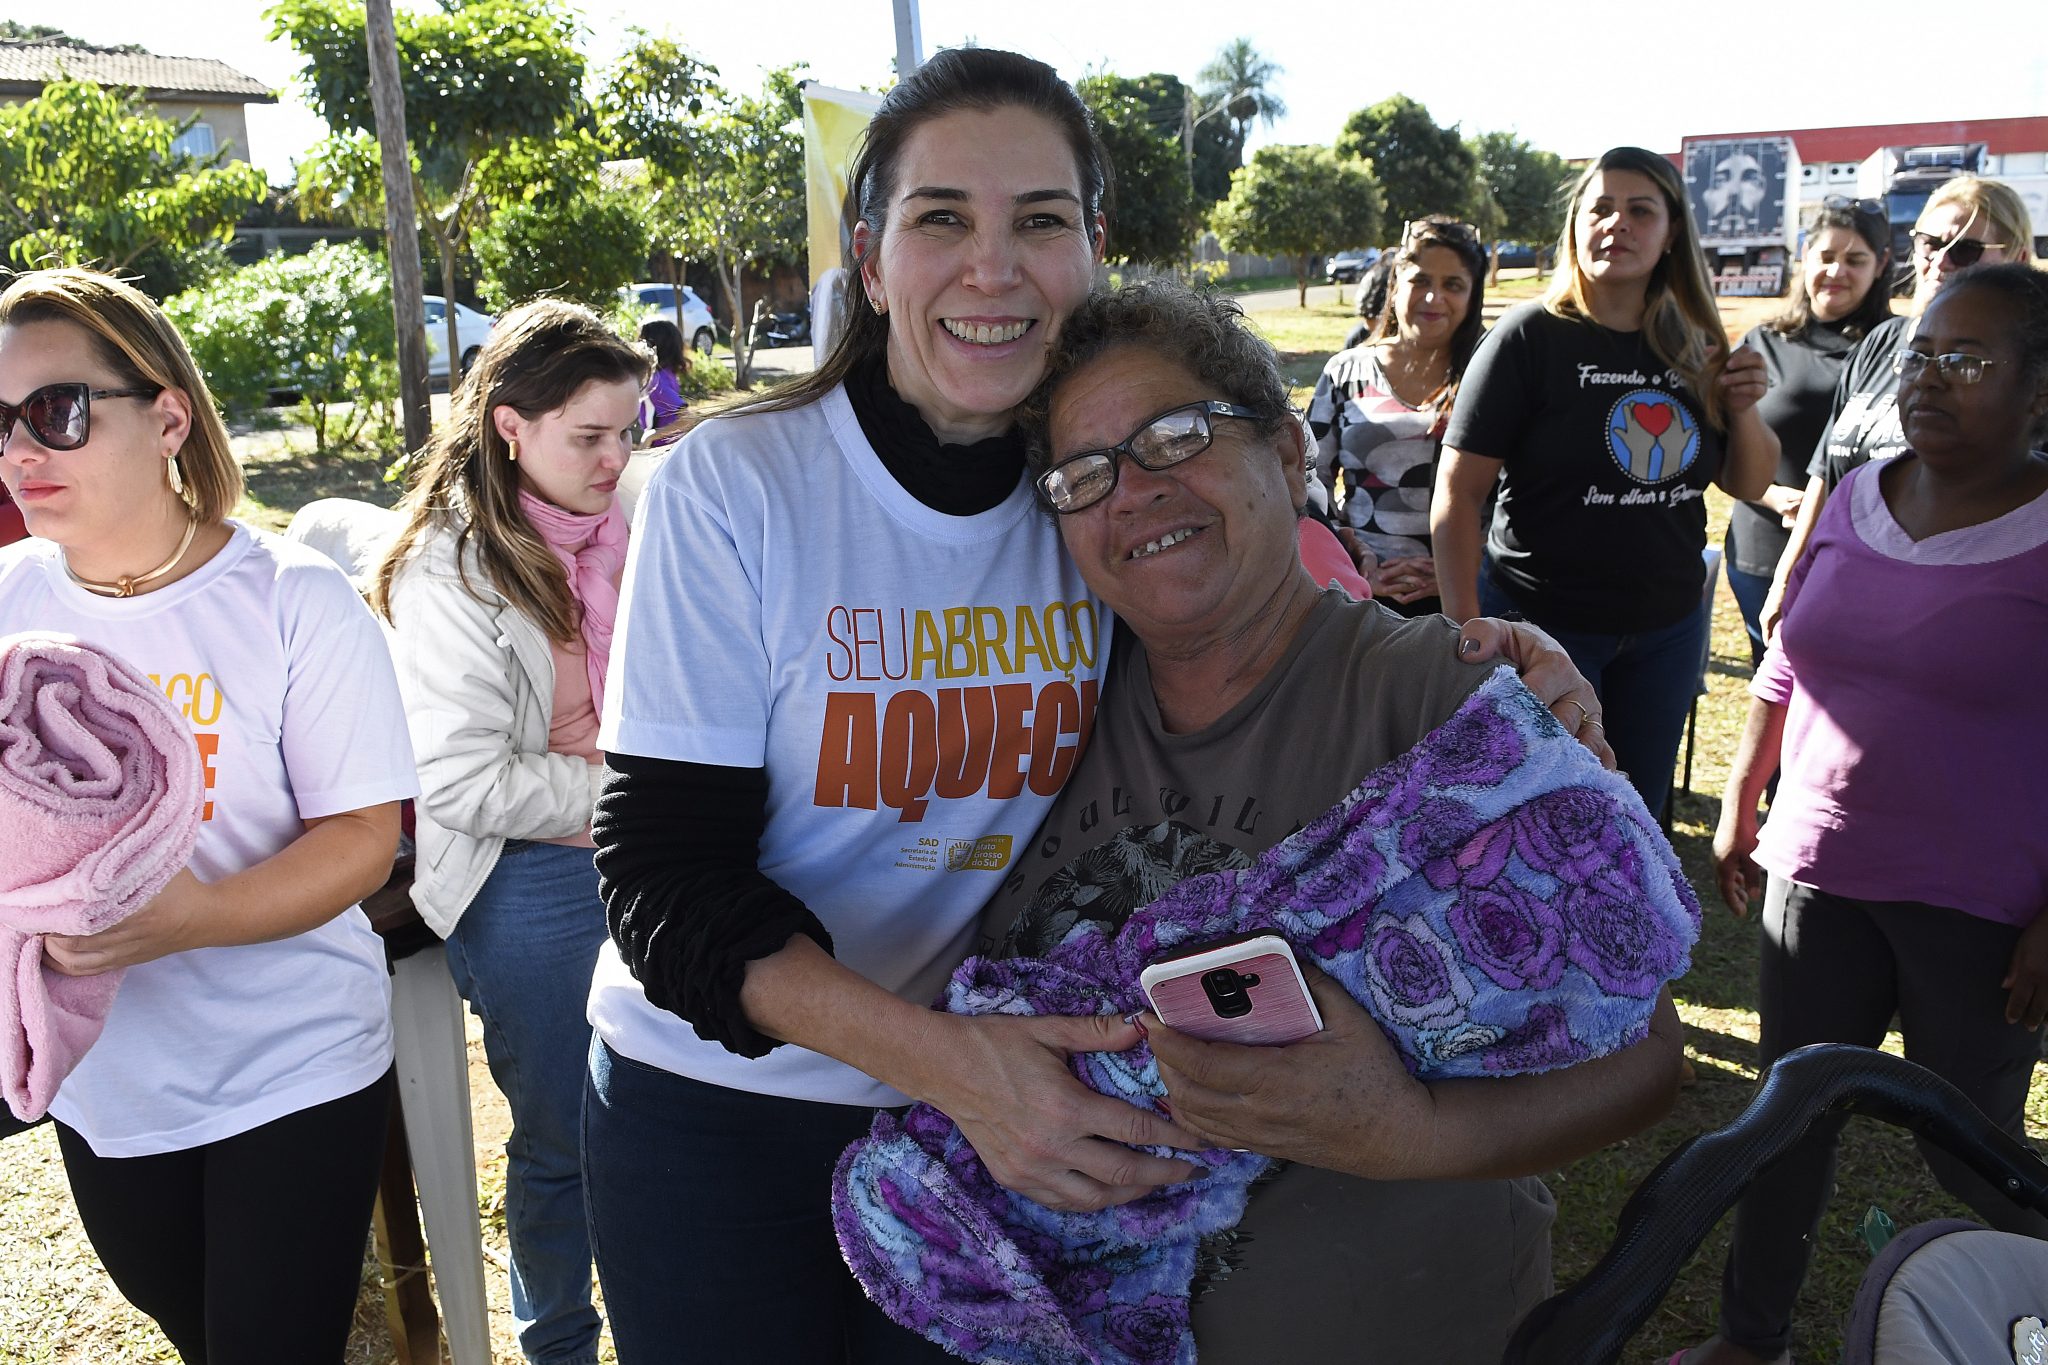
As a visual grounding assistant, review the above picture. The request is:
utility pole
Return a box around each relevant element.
[892,0,923,77]
[365,0,432,459]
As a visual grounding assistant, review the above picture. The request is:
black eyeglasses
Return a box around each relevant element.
[1821,194,1886,219]
[1037,400,1271,514]
[1910,230,2006,268]
[1893,350,2001,385]
[0,382,160,457]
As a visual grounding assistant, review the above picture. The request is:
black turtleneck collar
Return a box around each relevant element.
[844,353,1028,516]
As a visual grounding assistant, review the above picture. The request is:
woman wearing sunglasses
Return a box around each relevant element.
[0,269,415,1361]
[1309,216,1487,614]
[1678,264,2048,1365]
[1722,197,1892,664]
[1755,176,2035,642]
[1433,147,1779,821]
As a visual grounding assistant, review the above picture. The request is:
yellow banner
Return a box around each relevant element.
[803,83,883,285]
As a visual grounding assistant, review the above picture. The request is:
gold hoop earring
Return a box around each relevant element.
[166,455,186,497]
[509,438,520,463]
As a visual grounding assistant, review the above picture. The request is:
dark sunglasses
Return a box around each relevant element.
[1910,230,2005,268]
[1821,194,1886,219]
[1404,217,1480,248]
[0,382,160,456]
[1037,400,1271,514]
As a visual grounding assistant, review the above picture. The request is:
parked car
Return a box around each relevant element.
[1490,241,1555,271]
[623,283,719,354]
[424,295,494,380]
[1325,247,1381,284]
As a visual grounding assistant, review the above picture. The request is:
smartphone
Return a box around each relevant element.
[1138,933,1324,1046]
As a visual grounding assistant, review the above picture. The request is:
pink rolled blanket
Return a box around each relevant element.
[0,633,204,1122]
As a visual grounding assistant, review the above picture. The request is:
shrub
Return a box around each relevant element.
[166,240,397,450]
[473,188,651,315]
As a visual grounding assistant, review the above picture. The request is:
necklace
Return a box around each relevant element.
[62,519,200,598]
[1376,342,1450,410]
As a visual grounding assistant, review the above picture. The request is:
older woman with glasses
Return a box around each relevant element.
[1678,263,2048,1365]
[1722,196,1893,663]
[972,280,1685,1364]
[1755,175,2035,642]
[1310,217,1487,614]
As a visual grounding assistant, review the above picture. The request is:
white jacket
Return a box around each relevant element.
[383,518,601,936]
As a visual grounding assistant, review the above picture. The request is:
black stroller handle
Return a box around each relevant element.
[1502,1042,2048,1365]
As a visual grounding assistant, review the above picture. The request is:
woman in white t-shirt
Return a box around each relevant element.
[0,269,416,1361]
[371,300,648,1365]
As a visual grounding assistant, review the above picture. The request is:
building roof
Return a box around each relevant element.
[1684,116,2048,165]
[0,42,276,104]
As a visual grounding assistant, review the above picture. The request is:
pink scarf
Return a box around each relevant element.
[517,490,627,716]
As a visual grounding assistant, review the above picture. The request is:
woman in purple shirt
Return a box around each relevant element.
[1680,263,2048,1365]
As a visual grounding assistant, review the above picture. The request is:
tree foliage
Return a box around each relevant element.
[0,81,265,288]
[165,239,397,450]
[1468,129,1573,247]
[1210,145,1383,305]
[269,0,585,364]
[596,39,806,384]
[1077,73,1198,267]
[473,187,651,314]
[1336,94,1479,236]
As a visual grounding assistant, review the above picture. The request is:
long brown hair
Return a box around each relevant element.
[1544,147,1729,428]
[723,46,1111,422]
[370,299,648,643]
[0,267,243,522]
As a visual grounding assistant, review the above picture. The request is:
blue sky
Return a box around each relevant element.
[20,0,2048,183]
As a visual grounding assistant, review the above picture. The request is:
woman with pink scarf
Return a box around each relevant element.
[372,300,648,1365]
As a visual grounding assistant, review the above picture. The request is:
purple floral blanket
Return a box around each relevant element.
[833,668,1700,1364]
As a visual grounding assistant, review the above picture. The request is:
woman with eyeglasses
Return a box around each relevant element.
[1309,216,1486,614]
[1722,197,1893,664]
[581,48,1598,1361]
[0,269,415,1361]
[1433,147,1779,821]
[1677,263,2048,1365]
[1755,175,2035,642]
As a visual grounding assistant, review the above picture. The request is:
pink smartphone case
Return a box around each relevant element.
[1145,951,1321,1046]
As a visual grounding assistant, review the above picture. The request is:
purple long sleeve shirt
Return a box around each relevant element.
[1752,458,2048,926]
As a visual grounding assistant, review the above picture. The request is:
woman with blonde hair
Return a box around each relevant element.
[0,267,415,1361]
[372,298,648,1365]
[1755,174,2036,641]
[1433,145,1778,818]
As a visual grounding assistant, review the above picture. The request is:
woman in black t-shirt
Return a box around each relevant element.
[1434,146,1777,820]
[1723,197,1892,664]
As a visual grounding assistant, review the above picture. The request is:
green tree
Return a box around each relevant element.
[1210,145,1383,306]
[0,80,265,291]
[0,22,145,51]
[165,239,397,450]
[1467,130,1573,276]
[269,0,585,373]
[597,40,807,384]
[1077,73,1198,267]
[473,186,651,314]
[1191,39,1284,204]
[1336,94,1479,237]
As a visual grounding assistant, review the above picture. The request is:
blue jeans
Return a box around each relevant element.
[582,1038,956,1365]
[1723,555,1772,668]
[1479,573,1709,822]
[445,840,605,1365]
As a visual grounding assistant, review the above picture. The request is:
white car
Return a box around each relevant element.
[623,282,719,354]
[424,296,495,380]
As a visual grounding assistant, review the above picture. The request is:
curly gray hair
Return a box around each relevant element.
[1019,280,1294,472]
